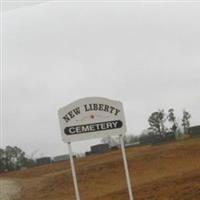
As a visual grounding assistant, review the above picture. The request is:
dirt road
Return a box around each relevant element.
[0,179,20,200]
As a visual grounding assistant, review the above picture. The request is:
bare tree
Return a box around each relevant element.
[182,110,191,134]
[148,109,167,136]
[168,108,178,133]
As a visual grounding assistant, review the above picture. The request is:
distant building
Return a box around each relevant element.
[90,144,109,154]
[110,146,119,151]
[125,142,140,148]
[188,126,200,137]
[53,154,70,162]
[151,132,176,145]
[85,151,91,156]
[139,132,176,145]
[36,157,51,165]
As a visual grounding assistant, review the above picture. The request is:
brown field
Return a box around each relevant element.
[1,137,200,200]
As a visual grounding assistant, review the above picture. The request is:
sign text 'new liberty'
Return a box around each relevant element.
[58,97,126,142]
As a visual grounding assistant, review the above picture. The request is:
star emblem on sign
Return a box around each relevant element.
[90,114,95,119]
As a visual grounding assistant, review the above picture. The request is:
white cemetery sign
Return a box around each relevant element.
[58,97,126,142]
[57,97,134,200]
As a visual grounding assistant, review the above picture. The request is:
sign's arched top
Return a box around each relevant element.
[58,97,126,142]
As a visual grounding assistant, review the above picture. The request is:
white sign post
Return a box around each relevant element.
[119,135,134,200]
[58,97,134,200]
[67,142,80,200]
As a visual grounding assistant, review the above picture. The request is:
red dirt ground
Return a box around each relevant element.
[1,137,200,200]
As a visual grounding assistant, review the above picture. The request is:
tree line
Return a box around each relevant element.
[102,109,191,146]
[0,146,35,172]
[147,109,191,136]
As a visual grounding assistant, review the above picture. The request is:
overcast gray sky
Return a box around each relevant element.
[1,1,200,158]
